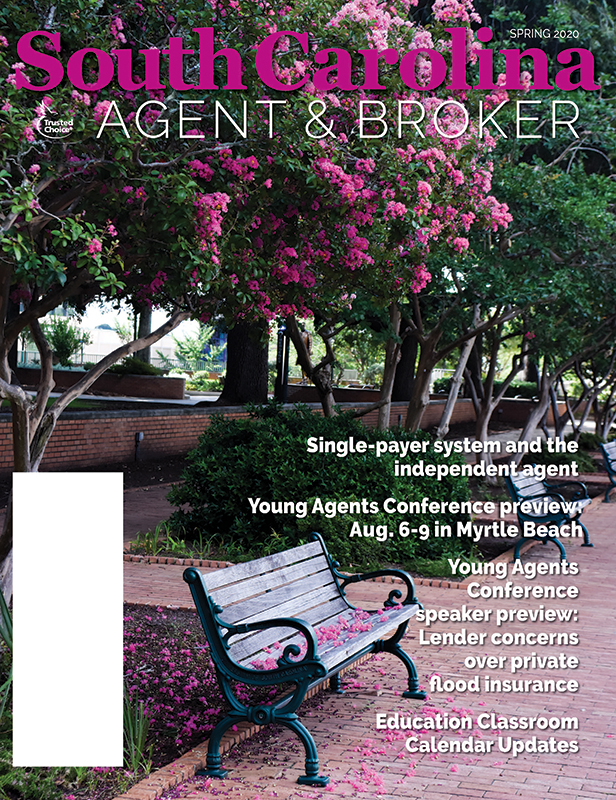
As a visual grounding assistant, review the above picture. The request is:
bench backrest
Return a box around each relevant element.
[201,539,349,667]
[601,441,616,464]
[508,474,546,498]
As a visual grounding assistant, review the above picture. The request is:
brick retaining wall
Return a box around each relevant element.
[1,396,555,475]
[0,399,479,475]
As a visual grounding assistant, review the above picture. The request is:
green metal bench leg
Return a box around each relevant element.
[329,673,344,694]
[377,636,426,700]
[195,715,237,779]
[579,520,593,547]
[393,643,427,699]
[282,718,329,786]
[514,537,567,561]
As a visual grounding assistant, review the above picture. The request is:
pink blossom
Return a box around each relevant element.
[88,238,103,256]
[110,16,127,43]
[417,180,432,198]
[384,201,407,220]
[453,237,469,253]
[93,100,113,124]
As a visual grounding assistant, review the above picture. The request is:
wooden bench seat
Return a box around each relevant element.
[183,533,426,786]
[600,441,616,503]
[505,473,592,559]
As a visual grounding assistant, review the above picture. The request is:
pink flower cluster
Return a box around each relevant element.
[188,159,214,181]
[329,0,411,49]
[194,192,230,265]
[93,100,113,123]
[219,151,260,181]
[88,238,102,256]
[432,0,481,23]
[110,16,127,43]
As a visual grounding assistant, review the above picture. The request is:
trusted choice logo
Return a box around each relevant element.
[34,99,74,139]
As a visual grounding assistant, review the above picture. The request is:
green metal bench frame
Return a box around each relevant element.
[600,442,616,503]
[183,532,426,786]
[505,473,592,560]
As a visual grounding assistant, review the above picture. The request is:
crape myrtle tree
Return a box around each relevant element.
[548,346,616,441]
[451,152,616,458]
[0,0,511,582]
[159,0,516,420]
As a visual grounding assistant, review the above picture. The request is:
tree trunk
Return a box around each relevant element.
[217,320,269,405]
[135,305,152,363]
[391,321,417,401]
[465,335,484,401]
[286,315,337,417]
[404,343,436,432]
[377,304,401,430]
[513,361,552,464]
[436,335,476,439]
[310,364,336,417]
[475,403,492,464]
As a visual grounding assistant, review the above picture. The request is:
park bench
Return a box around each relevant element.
[505,473,592,560]
[599,441,616,503]
[183,532,426,786]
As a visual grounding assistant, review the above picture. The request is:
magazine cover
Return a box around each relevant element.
[1,0,615,797]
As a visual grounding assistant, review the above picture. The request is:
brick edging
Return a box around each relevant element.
[123,552,468,590]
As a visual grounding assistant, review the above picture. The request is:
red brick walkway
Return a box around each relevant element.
[120,499,616,800]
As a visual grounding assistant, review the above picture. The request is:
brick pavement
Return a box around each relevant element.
[119,499,616,800]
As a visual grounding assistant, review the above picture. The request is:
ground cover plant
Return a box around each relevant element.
[0,604,289,800]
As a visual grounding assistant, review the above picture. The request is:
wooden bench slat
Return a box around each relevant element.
[319,605,419,668]
[230,597,352,664]
[234,603,369,667]
[220,569,341,625]
[237,606,361,669]
[227,589,349,662]
[203,540,324,592]
[209,554,332,608]
[236,604,419,671]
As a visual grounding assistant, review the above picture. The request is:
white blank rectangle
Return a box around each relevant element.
[13,473,123,766]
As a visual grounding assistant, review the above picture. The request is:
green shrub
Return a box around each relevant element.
[168,402,472,570]
[186,370,224,391]
[108,356,164,376]
[522,441,597,474]
[566,431,604,451]
[432,377,451,394]
[497,380,538,399]
[42,317,91,367]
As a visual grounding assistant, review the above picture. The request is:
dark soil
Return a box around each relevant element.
[75,454,188,489]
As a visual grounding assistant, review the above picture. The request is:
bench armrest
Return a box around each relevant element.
[520,490,567,505]
[547,480,589,502]
[338,568,421,609]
